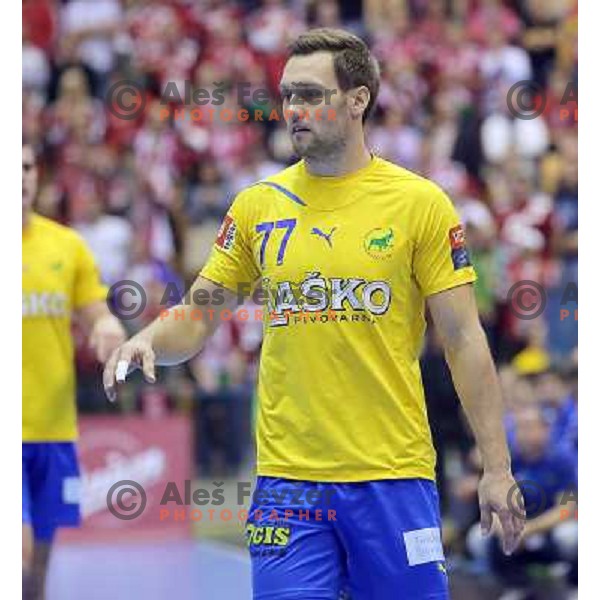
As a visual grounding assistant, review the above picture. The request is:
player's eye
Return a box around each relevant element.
[23,163,34,172]
[300,89,323,103]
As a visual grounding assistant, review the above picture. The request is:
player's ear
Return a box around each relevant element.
[347,86,370,121]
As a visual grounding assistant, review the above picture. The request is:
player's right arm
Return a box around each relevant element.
[103,275,239,402]
[103,189,260,402]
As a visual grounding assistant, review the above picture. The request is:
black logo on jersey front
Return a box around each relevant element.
[310,226,337,248]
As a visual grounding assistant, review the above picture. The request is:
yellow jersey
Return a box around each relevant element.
[201,156,477,481]
[22,214,107,441]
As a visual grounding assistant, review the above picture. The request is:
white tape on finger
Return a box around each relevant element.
[116,360,130,382]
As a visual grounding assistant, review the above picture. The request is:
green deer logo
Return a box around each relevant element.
[368,229,394,251]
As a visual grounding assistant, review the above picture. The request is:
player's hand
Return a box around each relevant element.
[89,315,127,364]
[103,336,156,403]
[478,470,525,555]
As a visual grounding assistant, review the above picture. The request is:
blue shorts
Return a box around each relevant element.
[246,477,448,600]
[22,442,81,542]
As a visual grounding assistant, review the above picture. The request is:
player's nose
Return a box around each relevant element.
[288,106,311,123]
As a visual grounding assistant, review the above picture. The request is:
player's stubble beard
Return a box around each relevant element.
[290,126,348,167]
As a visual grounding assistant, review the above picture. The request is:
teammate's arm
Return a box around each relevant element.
[103,275,238,402]
[427,284,525,555]
[72,232,127,363]
[76,302,126,364]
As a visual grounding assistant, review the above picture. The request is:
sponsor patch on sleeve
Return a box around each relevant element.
[403,527,445,566]
[449,224,466,249]
[448,224,471,270]
[216,215,237,251]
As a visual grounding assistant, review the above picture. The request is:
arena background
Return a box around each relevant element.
[22,0,578,598]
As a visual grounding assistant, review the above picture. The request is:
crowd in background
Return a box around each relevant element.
[23,0,577,592]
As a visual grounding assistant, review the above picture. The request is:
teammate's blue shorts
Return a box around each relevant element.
[22,442,81,542]
[246,477,448,600]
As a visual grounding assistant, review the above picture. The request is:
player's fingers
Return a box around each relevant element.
[115,343,137,383]
[107,345,134,390]
[513,511,525,541]
[512,488,526,521]
[480,503,492,536]
[94,335,109,364]
[141,347,156,383]
[89,327,99,351]
[498,508,517,555]
[103,350,120,403]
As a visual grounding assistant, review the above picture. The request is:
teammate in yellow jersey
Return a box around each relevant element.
[104,29,524,599]
[22,141,126,600]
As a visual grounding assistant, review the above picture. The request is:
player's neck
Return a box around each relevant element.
[304,140,372,177]
[23,209,31,231]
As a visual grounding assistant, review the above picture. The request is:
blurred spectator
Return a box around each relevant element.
[519,0,569,87]
[124,234,184,330]
[47,67,106,148]
[186,160,232,224]
[191,308,261,476]
[23,29,51,94]
[551,362,578,464]
[421,331,473,512]
[22,0,56,54]
[475,405,577,595]
[551,157,578,265]
[369,107,423,171]
[59,0,122,92]
[479,28,532,114]
[466,0,522,46]
[74,188,133,284]
[308,0,344,29]
[246,0,306,91]
[133,100,181,204]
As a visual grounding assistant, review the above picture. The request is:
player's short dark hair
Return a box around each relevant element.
[287,28,380,123]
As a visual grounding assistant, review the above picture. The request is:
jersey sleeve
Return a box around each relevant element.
[200,190,260,293]
[412,184,477,297]
[73,234,108,309]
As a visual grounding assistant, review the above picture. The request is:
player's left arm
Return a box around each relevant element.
[71,233,126,363]
[427,283,524,555]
